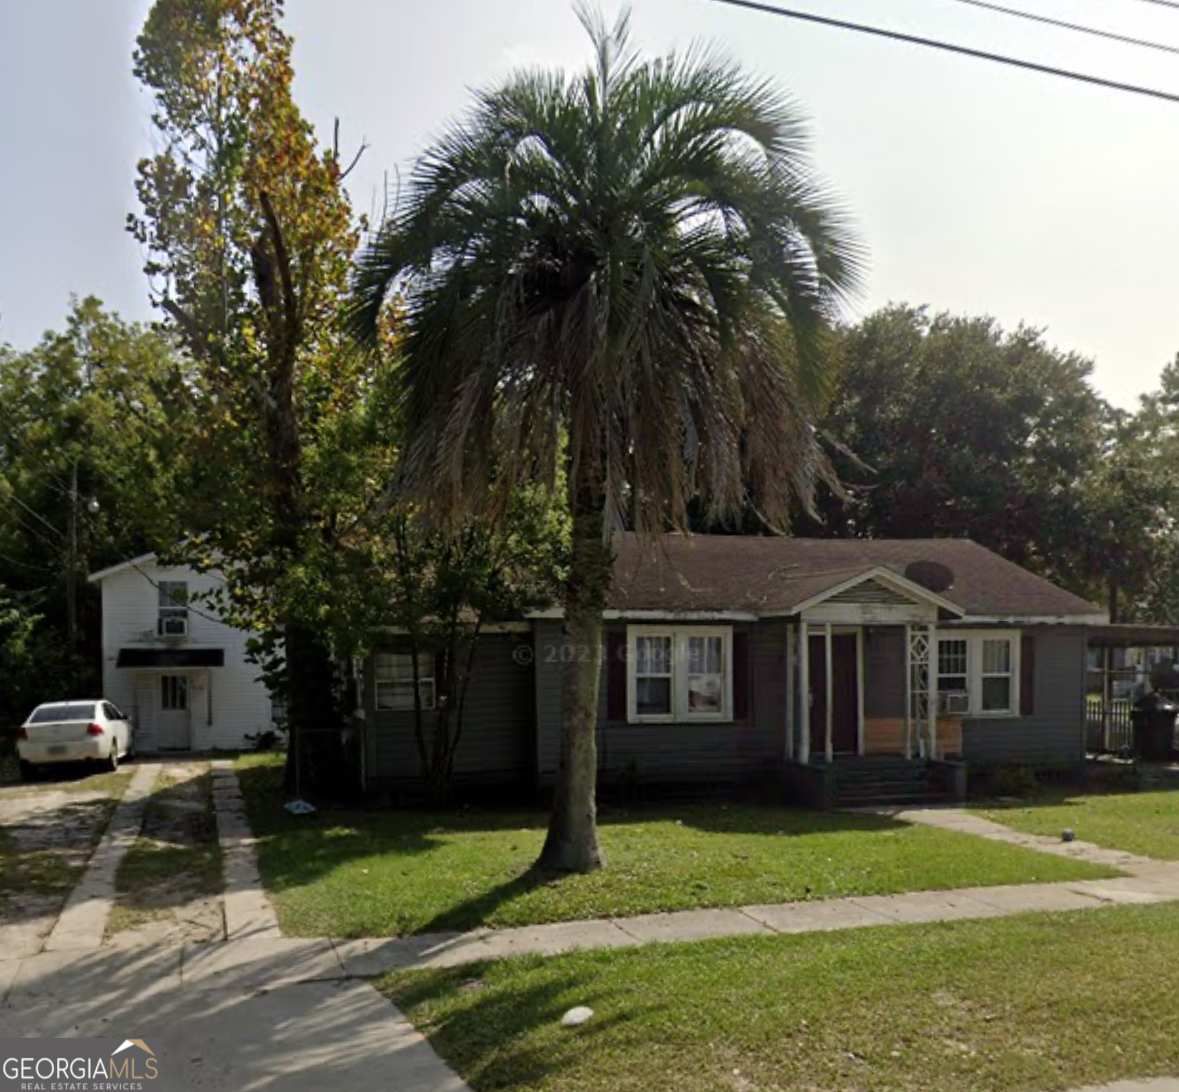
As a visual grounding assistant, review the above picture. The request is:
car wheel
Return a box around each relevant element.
[105,747,119,773]
[18,760,37,782]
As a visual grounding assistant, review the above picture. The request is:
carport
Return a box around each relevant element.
[1085,625,1179,753]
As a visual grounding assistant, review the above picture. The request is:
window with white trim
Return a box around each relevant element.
[627,626,733,722]
[937,639,970,714]
[980,638,1014,713]
[375,652,436,711]
[158,581,189,636]
[634,634,673,716]
[936,632,1019,717]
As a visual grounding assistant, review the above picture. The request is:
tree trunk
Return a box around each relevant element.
[537,469,610,873]
[284,619,338,794]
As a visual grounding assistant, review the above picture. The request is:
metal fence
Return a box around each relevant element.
[1085,695,1134,754]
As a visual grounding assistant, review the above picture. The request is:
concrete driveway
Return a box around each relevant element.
[0,760,470,1092]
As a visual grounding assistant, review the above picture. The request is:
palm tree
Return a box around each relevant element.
[352,5,863,873]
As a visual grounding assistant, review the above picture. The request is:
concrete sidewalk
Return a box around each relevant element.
[326,864,1179,976]
[0,941,470,1091]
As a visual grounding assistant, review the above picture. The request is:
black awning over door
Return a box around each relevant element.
[116,649,225,669]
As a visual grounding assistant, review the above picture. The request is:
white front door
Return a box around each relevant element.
[137,673,192,752]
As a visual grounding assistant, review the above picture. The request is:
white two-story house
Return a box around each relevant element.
[89,555,277,752]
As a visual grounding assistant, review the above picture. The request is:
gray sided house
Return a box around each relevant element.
[358,534,1111,804]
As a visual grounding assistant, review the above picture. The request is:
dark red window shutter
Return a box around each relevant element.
[1020,635,1036,716]
[606,631,628,722]
[733,631,750,720]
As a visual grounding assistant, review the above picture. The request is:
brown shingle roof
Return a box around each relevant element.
[608,534,1105,620]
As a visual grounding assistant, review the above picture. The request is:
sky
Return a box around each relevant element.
[2,0,1178,409]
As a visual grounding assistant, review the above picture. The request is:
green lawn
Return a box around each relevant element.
[976,788,1179,861]
[0,767,132,797]
[0,776,126,908]
[237,756,1114,938]
[382,903,1179,1092]
[109,770,223,935]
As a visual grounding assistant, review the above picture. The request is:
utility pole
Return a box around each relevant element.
[66,457,78,650]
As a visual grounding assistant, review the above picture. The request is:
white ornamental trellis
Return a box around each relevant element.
[906,625,934,759]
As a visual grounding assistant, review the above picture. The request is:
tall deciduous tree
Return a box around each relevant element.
[806,305,1109,589]
[130,0,366,787]
[353,8,861,870]
[0,297,194,706]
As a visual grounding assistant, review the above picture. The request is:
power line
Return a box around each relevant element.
[1123,0,1179,12]
[126,556,239,629]
[939,0,1179,57]
[703,0,1179,105]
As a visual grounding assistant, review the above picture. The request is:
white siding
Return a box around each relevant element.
[94,559,273,751]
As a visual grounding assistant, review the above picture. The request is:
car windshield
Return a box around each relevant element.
[29,702,97,724]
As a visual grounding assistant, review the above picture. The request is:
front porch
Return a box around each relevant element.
[782,566,969,768]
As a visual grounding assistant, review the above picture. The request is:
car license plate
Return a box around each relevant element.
[47,745,67,756]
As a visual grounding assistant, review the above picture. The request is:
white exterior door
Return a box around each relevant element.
[135,673,192,752]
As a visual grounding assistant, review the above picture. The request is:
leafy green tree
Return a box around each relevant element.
[353,8,861,870]
[806,305,1108,589]
[131,0,367,788]
[0,297,194,699]
[1082,361,1179,622]
[383,494,567,805]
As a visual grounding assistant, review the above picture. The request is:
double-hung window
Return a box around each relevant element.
[936,632,1019,717]
[937,639,970,714]
[634,634,673,716]
[158,581,189,636]
[375,652,436,711]
[979,637,1015,714]
[628,626,733,723]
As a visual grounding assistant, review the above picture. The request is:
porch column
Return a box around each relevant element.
[799,622,810,765]
[927,623,938,758]
[856,628,866,755]
[825,623,834,762]
[784,623,795,762]
[903,623,912,760]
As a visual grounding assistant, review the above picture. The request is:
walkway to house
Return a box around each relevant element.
[886,805,1172,873]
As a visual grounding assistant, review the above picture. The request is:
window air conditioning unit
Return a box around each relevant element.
[939,692,970,715]
[159,616,189,637]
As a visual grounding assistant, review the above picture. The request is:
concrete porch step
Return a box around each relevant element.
[836,789,952,806]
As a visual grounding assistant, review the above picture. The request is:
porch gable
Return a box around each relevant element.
[793,566,965,626]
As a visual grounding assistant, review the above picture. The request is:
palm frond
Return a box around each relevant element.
[351,4,865,535]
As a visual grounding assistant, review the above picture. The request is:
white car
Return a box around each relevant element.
[17,700,135,780]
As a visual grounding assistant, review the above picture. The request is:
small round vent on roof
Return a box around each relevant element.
[904,560,955,594]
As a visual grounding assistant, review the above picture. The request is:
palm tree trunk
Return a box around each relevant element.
[537,470,609,873]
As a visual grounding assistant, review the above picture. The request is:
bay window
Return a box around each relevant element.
[628,626,732,722]
[936,632,1019,717]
